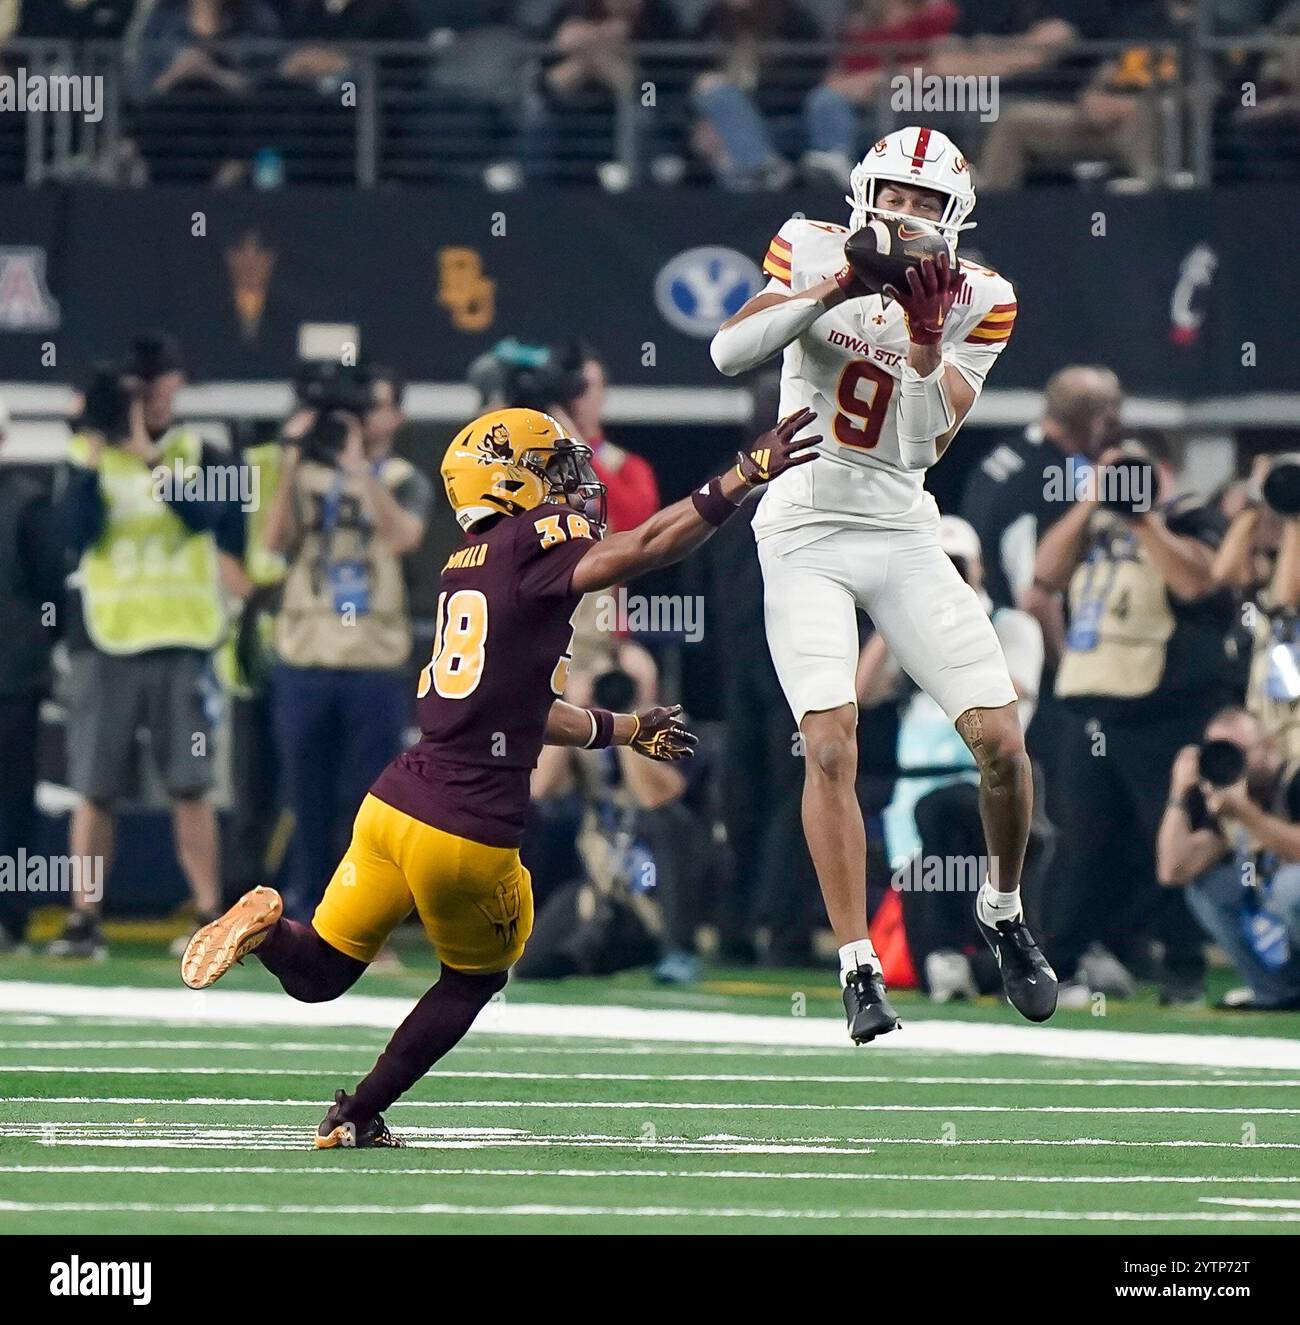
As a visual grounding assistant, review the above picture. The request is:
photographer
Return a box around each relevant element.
[517,668,705,985]
[262,362,431,920]
[1212,451,1300,765]
[872,516,1051,1003]
[1033,436,1238,1005]
[54,353,234,958]
[1158,707,1300,1010]
[0,395,64,950]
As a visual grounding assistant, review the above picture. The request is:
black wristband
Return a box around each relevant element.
[691,476,742,527]
[584,708,616,749]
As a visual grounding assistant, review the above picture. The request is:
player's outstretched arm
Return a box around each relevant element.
[543,699,698,760]
[710,271,862,376]
[569,408,821,595]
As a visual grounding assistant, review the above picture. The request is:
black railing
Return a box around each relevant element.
[0,33,1296,188]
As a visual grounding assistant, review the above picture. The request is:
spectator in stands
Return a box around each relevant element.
[803,0,959,186]
[865,516,1049,1001]
[1034,435,1239,1005]
[261,364,431,922]
[0,395,64,952]
[134,0,280,184]
[523,0,685,187]
[979,0,1190,190]
[689,0,821,191]
[920,1,1105,156]
[1226,1,1300,179]
[1158,705,1300,1010]
[54,343,234,958]
[278,0,424,89]
[136,0,279,101]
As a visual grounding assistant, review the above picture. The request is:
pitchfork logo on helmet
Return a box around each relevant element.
[849,126,977,257]
[441,407,607,533]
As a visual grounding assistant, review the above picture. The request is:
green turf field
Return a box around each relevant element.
[2,945,1299,1234]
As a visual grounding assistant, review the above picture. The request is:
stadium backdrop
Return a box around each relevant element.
[0,183,1295,399]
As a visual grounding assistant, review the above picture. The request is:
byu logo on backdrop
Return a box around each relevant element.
[654,246,763,339]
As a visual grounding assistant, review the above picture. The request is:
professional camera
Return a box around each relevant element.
[1261,453,1300,518]
[468,337,588,413]
[1099,443,1156,518]
[126,331,185,383]
[1198,738,1247,789]
[592,668,637,714]
[74,362,133,441]
[291,361,375,464]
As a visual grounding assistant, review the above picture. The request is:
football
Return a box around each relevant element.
[843,215,950,294]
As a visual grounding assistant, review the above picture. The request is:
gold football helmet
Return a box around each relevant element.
[441,407,606,532]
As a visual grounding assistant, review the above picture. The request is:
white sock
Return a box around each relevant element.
[838,939,880,986]
[977,881,1022,927]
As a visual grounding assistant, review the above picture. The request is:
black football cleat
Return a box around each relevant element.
[315,1089,404,1150]
[842,965,901,1045]
[974,902,1058,1023]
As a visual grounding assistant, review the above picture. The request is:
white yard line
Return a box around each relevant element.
[0,1199,1296,1224]
[4,1094,1298,1115]
[1200,1197,1300,1209]
[2,981,1299,1069]
[4,1124,1296,1152]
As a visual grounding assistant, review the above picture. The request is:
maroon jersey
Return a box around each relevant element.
[371,502,596,846]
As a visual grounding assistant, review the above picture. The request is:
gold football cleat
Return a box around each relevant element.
[180,886,282,990]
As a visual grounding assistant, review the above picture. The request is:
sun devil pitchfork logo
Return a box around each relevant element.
[0,247,60,332]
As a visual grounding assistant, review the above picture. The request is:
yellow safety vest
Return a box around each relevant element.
[241,442,287,587]
[70,431,225,655]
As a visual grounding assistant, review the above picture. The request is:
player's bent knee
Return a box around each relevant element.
[957,705,1027,776]
[438,964,509,1005]
[801,706,858,783]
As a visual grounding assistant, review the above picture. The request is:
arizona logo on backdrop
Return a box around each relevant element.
[0,246,60,331]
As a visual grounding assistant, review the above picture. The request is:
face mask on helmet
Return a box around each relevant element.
[849,175,975,258]
[522,443,608,532]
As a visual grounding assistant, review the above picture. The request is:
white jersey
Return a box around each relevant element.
[750,216,1017,540]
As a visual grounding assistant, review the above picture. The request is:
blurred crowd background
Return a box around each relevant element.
[1,0,1299,188]
[4,334,1300,1015]
[3,0,1300,1017]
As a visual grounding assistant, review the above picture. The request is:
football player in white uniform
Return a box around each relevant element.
[710,126,1057,1042]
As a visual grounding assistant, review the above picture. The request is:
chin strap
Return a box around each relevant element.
[895,358,954,471]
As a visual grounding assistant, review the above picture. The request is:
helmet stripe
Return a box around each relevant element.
[911,127,931,171]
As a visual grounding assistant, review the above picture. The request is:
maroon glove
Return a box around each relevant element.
[736,406,822,488]
[882,251,966,345]
[630,705,698,761]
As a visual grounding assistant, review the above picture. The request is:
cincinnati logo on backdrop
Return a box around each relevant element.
[0,247,61,332]
[1169,242,1217,346]
[654,246,763,339]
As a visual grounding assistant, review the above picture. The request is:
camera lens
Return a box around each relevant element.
[1262,455,1300,517]
[1198,739,1246,789]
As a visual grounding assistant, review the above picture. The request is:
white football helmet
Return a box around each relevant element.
[848,126,977,255]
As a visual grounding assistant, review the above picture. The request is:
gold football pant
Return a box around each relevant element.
[313,794,533,974]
